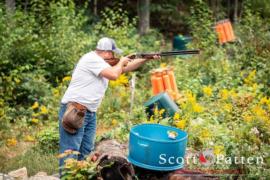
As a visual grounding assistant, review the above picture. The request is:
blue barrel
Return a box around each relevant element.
[128,123,188,171]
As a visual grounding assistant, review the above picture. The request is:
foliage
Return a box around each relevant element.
[188,0,217,50]
[59,150,97,180]
[0,0,270,178]
[36,124,59,154]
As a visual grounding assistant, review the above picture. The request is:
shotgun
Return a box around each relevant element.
[105,49,200,66]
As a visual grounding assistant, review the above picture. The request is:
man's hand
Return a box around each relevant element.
[119,56,130,67]
[152,54,161,59]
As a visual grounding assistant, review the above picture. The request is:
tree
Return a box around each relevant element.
[138,0,150,35]
[5,0,16,12]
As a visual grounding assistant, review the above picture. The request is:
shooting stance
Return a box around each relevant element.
[58,37,160,176]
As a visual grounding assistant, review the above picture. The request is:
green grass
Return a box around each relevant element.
[0,148,58,176]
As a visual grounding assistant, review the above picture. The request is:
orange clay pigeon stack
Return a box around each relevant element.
[215,19,236,44]
[150,67,179,100]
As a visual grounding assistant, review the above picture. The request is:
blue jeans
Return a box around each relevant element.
[58,103,96,175]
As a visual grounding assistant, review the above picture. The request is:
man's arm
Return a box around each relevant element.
[122,55,160,73]
[100,57,129,80]
[122,58,148,73]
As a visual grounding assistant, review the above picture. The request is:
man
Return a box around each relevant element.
[58,37,159,175]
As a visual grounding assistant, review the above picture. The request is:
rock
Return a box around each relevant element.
[34,172,47,176]
[8,167,28,180]
[29,175,59,180]
[0,173,14,180]
[29,172,59,180]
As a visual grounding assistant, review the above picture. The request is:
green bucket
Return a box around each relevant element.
[144,92,179,118]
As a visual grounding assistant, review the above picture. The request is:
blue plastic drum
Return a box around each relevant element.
[128,123,188,171]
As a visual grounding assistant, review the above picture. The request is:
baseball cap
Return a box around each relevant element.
[96,37,123,54]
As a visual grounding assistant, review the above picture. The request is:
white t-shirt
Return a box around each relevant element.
[61,51,111,112]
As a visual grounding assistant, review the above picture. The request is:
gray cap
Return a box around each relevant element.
[96,37,123,54]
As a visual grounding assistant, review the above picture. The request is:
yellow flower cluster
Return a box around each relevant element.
[214,145,224,155]
[252,105,269,122]
[244,70,256,85]
[175,120,186,129]
[223,103,233,112]
[242,113,253,123]
[219,89,229,100]
[24,135,35,142]
[147,107,166,123]
[31,102,39,109]
[62,76,72,82]
[53,89,60,97]
[200,129,211,139]
[173,113,186,129]
[109,74,129,87]
[181,91,204,113]
[111,119,117,126]
[203,86,213,97]
[40,105,48,114]
[6,138,17,147]
[31,118,39,124]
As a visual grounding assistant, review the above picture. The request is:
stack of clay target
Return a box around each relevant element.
[150,67,179,100]
[215,19,236,44]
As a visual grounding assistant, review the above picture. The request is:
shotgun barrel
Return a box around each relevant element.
[133,50,200,59]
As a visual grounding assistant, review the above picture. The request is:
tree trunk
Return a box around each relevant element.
[94,0,97,16]
[227,0,231,19]
[210,0,215,19]
[24,0,28,13]
[234,0,238,23]
[5,0,16,13]
[138,0,150,35]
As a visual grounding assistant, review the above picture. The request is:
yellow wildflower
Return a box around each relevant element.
[202,86,213,97]
[259,97,270,105]
[252,105,266,117]
[192,103,203,113]
[64,158,76,169]
[223,103,232,112]
[186,91,196,104]
[53,89,60,97]
[160,63,167,68]
[149,115,155,123]
[242,113,253,123]
[110,74,129,87]
[175,120,186,129]
[31,118,39,124]
[214,145,224,155]
[154,107,159,116]
[7,138,17,147]
[219,89,229,100]
[62,76,72,82]
[200,129,211,139]
[40,105,48,114]
[31,102,39,110]
[24,135,35,142]
[173,113,180,121]
[244,70,256,85]
[252,83,258,92]
[159,109,165,116]
[229,89,237,98]
[112,119,117,126]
